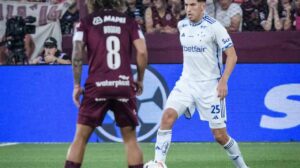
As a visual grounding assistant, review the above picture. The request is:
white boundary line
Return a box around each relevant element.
[0,143,19,147]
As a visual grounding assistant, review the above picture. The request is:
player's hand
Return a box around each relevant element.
[44,55,56,63]
[135,81,143,96]
[217,78,228,100]
[73,85,83,108]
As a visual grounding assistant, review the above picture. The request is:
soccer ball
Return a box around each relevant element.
[144,160,167,168]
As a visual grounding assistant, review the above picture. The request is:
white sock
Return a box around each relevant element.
[154,129,172,162]
[223,137,248,168]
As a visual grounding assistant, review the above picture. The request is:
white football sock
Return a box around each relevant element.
[223,137,248,168]
[154,129,172,162]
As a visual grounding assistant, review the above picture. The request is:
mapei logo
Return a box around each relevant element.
[95,65,169,142]
[93,16,103,25]
[260,84,300,129]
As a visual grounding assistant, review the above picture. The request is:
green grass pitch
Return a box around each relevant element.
[0,143,299,168]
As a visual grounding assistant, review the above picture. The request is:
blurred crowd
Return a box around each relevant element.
[10,0,300,34]
[68,0,300,33]
[0,0,299,65]
[124,0,300,33]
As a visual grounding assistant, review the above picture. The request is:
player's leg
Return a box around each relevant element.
[112,98,143,168]
[211,126,248,168]
[155,79,194,163]
[120,126,144,168]
[196,80,248,168]
[65,124,94,168]
[154,107,177,163]
[65,95,109,168]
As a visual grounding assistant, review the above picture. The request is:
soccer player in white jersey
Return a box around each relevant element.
[145,0,249,168]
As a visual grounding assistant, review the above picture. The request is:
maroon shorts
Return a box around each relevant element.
[77,96,138,128]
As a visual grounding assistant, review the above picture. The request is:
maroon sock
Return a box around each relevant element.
[128,164,144,168]
[64,160,81,168]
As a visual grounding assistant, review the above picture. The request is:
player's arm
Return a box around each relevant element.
[218,46,237,99]
[133,38,148,96]
[72,31,85,107]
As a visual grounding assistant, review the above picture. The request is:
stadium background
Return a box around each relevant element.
[0,32,300,143]
[0,0,300,143]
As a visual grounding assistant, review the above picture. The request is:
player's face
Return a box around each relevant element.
[185,0,206,22]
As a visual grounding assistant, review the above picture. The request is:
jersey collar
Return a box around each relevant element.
[189,13,206,27]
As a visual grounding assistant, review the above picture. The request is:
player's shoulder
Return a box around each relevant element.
[177,18,189,29]
[202,14,217,25]
[203,14,224,29]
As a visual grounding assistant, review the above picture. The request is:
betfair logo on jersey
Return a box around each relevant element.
[182,45,207,53]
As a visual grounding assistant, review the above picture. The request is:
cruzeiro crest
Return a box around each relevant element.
[95,65,169,142]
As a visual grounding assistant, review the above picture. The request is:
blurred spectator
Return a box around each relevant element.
[293,0,300,29]
[169,0,186,20]
[0,38,8,65]
[0,34,35,65]
[31,37,71,64]
[142,0,153,8]
[241,0,269,31]
[60,3,79,34]
[24,34,35,61]
[206,0,216,17]
[233,0,246,3]
[262,0,284,31]
[27,0,47,2]
[86,0,97,14]
[125,0,145,30]
[144,0,178,33]
[280,0,294,30]
[49,0,64,4]
[216,0,243,32]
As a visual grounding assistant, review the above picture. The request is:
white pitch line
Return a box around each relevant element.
[0,143,18,147]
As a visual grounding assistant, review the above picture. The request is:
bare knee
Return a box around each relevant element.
[73,124,94,144]
[212,128,229,145]
[160,108,178,130]
[121,127,138,145]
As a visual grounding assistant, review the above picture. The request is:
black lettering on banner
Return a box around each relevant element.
[0,4,3,21]
[6,5,13,19]
[47,5,62,22]
[29,4,38,11]
[17,6,26,18]
[39,5,48,25]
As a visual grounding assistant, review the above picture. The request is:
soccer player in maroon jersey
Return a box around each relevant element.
[64,0,148,168]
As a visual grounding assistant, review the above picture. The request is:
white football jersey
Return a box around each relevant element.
[178,14,233,81]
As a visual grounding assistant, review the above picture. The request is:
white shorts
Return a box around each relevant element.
[165,78,227,129]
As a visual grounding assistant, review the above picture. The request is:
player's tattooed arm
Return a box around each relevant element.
[72,40,85,87]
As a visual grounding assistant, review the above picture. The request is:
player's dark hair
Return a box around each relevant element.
[197,0,206,2]
[86,0,125,13]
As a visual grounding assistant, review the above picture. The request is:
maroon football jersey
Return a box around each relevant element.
[77,9,143,98]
